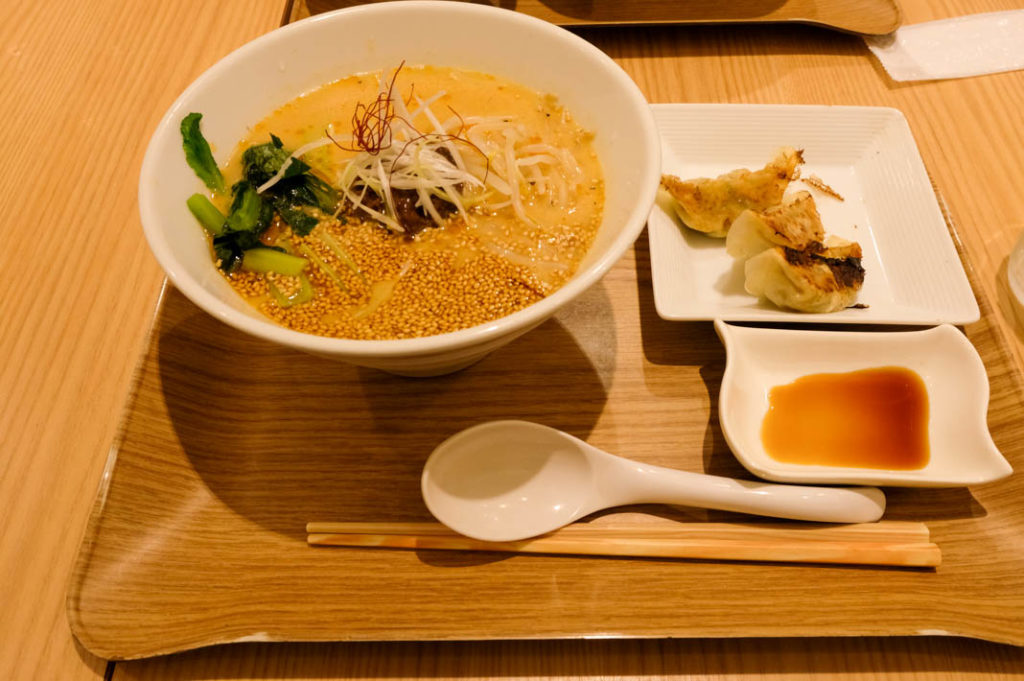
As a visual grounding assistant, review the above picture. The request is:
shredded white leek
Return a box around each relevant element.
[334,69,584,233]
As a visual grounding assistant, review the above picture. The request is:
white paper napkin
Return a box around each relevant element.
[865,10,1024,81]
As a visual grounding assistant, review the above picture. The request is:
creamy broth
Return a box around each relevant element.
[213,65,604,340]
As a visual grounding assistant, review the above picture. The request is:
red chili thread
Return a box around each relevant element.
[328,63,492,197]
[336,61,405,154]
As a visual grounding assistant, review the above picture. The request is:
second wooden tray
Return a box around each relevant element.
[289,0,903,35]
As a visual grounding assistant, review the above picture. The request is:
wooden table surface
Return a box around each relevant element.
[3,0,1024,678]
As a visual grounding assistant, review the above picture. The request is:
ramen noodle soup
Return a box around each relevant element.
[182,65,604,340]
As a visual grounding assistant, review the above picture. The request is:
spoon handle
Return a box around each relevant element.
[606,460,885,524]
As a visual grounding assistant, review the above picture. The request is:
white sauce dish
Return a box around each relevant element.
[715,320,1011,487]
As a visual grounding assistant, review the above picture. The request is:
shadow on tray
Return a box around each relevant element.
[156,285,612,541]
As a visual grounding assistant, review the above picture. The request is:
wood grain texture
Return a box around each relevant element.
[106,0,1024,676]
[289,0,903,35]
[68,223,1024,660]
[0,0,288,679]
[114,637,1024,681]
[1,0,1022,676]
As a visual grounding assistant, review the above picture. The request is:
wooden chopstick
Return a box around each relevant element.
[305,520,930,543]
[306,521,940,567]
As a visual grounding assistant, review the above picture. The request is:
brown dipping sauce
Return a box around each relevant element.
[761,366,929,470]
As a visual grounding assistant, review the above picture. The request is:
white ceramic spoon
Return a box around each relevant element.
[421,420,886,542]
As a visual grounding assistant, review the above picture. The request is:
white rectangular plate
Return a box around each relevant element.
[648,104,980,325]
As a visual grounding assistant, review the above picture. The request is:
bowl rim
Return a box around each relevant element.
[139,0,660,358]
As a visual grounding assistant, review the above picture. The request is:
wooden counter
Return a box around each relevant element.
[3,0,1024,678]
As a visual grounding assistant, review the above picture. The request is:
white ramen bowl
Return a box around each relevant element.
[139,2,660,376]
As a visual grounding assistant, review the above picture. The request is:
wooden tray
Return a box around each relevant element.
[288,0,902,35]
[68,214,1024,659]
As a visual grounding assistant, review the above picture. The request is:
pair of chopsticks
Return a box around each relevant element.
[306,521,940,567]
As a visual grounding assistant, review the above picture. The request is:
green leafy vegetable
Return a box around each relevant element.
[211,181,273,272]
[272,200,319,236]
[241,248,309,276]
[224,180,273,234]
[213,230,262,272]
[181,113,225,193]
[278,173,338,215]
[240,135,338,235]
[242,136,311,187]
[186,194,225,235]
[188,131,343,272]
